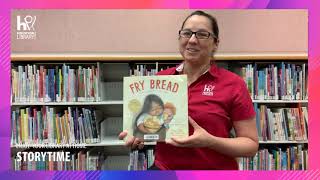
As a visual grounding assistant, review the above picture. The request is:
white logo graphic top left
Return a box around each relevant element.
[16,15,37,40]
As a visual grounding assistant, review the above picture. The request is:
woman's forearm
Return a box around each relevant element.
[207,135,259,157]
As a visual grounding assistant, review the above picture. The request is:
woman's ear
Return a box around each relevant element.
[213,38,219,52]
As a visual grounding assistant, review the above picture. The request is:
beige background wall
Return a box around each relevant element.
[11,10,307,54]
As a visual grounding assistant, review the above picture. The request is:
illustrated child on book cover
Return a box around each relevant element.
[135,94,165,134]
[134,95,176,137]
[135,94,164,134]
[163,102,176,130]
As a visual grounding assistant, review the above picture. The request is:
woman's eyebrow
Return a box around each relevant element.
[181,28,209,31]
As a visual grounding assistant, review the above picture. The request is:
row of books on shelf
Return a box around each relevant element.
[11,64,101,103]
[127,62,309,101]
[13,149,155,170]
[128,149,155,170]
[13,150,105,170]
[255,105,308,141]
[11,106,100,145]
[129,64,174,76]
[10,105,309,146]
[10,62,308,103]
[130,64,158,76]
[239,145,308,170]
[14,146,307,170]
[240,63,307,100]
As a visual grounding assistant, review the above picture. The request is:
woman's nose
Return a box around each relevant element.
[188,34,198,44]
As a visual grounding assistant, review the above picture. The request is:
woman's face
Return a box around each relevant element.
[149,102,164,116]
[179,15,217,65]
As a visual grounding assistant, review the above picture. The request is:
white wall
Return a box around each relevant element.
[11,10,307,54]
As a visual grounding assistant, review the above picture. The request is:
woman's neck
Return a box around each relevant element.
[183,61,211,85]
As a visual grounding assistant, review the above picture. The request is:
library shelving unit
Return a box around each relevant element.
[10,52,308,170]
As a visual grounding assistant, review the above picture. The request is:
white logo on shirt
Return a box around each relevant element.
[202,84,215,96]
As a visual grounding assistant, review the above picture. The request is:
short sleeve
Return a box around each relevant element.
[136,114,146,126]
[230,79,256,121]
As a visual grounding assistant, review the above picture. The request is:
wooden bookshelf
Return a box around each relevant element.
[11,52,307,62]
[11,138,156,148]
[258,140,308,144]
[11,100,308,106]
[252,100,308,103]
[11,101,123,106]
[12,140,306,148]
[10,53,308,170]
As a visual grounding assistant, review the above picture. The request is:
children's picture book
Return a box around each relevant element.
[123,75,188,142]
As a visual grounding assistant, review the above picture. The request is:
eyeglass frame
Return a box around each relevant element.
[178,29,217,40]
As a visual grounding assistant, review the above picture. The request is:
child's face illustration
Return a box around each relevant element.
[163,108,174,122]
[149,102,164,116]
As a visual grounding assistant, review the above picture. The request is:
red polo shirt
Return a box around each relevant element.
[154,63,256,170]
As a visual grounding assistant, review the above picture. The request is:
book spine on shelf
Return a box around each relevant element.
[11,64,101,103]
[254,105,308,141]
[239,146,307,170]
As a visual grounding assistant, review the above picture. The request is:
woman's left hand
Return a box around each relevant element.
[166,116,213,148]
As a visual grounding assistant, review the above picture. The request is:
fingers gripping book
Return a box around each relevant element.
[123,75,188,142]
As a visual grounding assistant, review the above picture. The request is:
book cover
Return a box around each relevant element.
[123,75,188,142]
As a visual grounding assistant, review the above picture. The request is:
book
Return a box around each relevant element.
[123,75,188,142]
[256,105,308,141]
[11,64,100,103]
[239,145,307,170]
[11,106,100,145]
[238,62,307,100]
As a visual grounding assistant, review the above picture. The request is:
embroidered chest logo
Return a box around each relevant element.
[202,84,215,96]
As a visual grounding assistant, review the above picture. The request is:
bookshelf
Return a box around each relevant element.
[11,101,123,106]
[12,100,307,106]
[12,140,306,148]
[10,52,308,170]
[252,100,308,104]
[258,140,308,144]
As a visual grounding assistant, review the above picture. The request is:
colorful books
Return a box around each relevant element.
[11,64,101,103]
[128,149,154,170]
[255,105,308,141]
[123,75,188,142]
[239,145,308,170]
[11,106,100,145]
[238,63,308,100]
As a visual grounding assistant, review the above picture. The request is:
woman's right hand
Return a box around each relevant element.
[118,130,144,150]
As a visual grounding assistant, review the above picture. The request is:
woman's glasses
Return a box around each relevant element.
[179,30,216,39]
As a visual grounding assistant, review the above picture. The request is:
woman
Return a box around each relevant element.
[119,10,258,170]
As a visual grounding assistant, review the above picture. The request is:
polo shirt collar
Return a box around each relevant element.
[175,61,219,78]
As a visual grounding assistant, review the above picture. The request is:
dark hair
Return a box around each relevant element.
[133,94,164,133]
[180,10,219,42]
